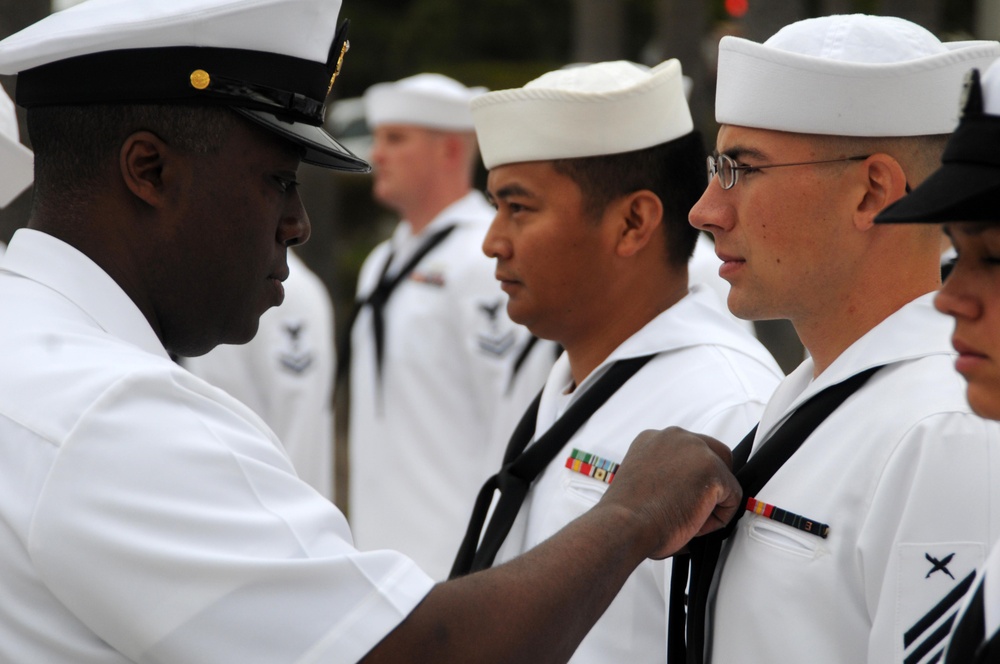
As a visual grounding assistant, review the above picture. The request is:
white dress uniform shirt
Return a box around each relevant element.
[0,229,433,664]
[945,541,1000,660]
[709,293,1000,664]
[349,190,551,580]
[182,251,336,499]
[494,285,783,664]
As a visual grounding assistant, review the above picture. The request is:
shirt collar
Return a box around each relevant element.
[2,228,169,359]
[580,285,772,387]
[424,190,492,233]
[756,292,953,441]
[394,190,491,241]
[386,190,492,274]
[546,284,778,409]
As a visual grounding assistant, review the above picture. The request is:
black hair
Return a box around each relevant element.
[26,104,237,205]
[551,130,706,267]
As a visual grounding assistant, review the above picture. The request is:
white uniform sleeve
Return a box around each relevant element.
[861,412,1000,664]
[29,369,432,664]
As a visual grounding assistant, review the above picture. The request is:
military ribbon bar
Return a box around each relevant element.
[745,497,830,539]
[565,448,619,484]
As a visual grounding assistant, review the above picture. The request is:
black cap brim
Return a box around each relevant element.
[877,163,1000,224]
[877,113,1000,225]
[234,107,370,172]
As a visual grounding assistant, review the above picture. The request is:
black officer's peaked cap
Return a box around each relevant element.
[0,0,369,173]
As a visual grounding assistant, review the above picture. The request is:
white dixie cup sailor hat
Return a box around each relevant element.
[0,86,32,208]
[0,0,369,172]
[470,59,694,169]
[716,13,1000,136]
[363,73,487,132]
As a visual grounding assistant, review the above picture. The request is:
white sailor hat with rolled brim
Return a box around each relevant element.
[364,74,487,131]
[0,86,33,208]
[471,59,694,170]
[716,14,1000,136]
[0,0,369,172]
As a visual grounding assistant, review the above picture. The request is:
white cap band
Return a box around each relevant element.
[0,0,369,172]
[0,0,343,74]
[0,87,32,208]
[472,59,693,169]
[364,74,486,131]
[716,14,1000,136]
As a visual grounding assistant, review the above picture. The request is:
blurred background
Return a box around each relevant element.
[4,0,997,325]
[2,0,997,359]
[1,0,998,497]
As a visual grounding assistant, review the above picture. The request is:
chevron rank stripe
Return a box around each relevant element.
[902,570,977,664]
[565,448,619,484]
[744,497,830,539]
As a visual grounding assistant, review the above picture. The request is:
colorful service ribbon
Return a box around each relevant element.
[565,448,619,484]
[745,497,830,539]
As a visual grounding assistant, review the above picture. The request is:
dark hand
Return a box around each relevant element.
[600,427,742,560]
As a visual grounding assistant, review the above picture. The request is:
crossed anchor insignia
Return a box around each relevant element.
[925,552,956,580]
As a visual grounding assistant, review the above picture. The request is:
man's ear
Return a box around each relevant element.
[440,132,473,172]
[855,153,908,231]
[119,131,171,208]
[615,190,663,258]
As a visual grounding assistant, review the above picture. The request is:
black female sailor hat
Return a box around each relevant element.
[0,0,369,172]
[877,61,1000,224]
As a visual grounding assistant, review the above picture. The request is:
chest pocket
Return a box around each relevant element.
[562,474,610,507]
[745,514,826,559]
[559,448,619,507]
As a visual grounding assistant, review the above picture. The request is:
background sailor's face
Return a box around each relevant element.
[689,125,864,324]
[934,222,1000,420]
[368,124,447,214]
[481,160,617,345]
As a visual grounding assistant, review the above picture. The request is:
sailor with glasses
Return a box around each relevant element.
[706,153,870,191]
[666,14,1000,664]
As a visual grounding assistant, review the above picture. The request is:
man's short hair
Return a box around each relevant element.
[552,131,705,268]
[27,104,237,204]
[816,133,951,186]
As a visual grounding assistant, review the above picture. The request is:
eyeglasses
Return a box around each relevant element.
[707,153,871,190]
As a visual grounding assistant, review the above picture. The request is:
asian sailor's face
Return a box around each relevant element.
[481,161,618,345]
[934,222,1000,421]
[158,117,310,357]
[689,125,865,324]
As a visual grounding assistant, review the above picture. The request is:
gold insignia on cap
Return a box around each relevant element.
[327,40,350,95]
[190,69,211,91]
